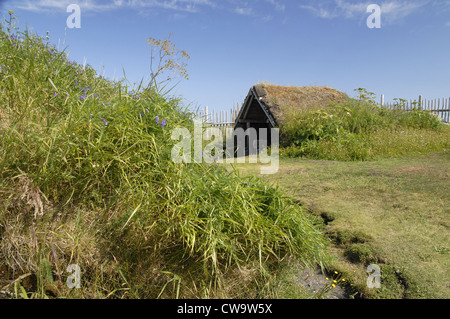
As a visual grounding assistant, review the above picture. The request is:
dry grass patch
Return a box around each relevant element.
[255,83,349,125]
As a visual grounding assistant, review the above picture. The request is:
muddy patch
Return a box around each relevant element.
[295,267,349,299]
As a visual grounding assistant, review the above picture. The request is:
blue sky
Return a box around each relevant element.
[2,0,450,114]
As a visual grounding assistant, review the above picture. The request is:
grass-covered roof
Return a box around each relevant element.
[253,83,350,125]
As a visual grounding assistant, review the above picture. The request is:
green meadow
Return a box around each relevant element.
[234,152,449,298]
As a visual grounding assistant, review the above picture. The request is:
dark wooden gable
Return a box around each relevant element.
[234,86,277,130]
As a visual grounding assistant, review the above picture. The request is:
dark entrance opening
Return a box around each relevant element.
[231,86,276,157]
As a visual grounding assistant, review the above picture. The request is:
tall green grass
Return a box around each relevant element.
[0,13,330,298]
[280,99,449,161]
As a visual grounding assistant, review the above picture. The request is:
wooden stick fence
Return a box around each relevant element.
[195,95,450,129]
[196,104,241,128]
[381,95,450,124]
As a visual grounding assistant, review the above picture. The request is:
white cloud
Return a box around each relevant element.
[299,0,430,24]
[231,0,287,19]
[380,1,428,24]
[265,0,285,12]
[335,0,369,18]
[432,0,450,11]
[262,15,273,22]
[132,0,216,13]
[11,0,288,23]
[16,0,126,12]
[299,4,337,19]
[234,6,253,16]
[16,0,72,11]
[12,0,216,13]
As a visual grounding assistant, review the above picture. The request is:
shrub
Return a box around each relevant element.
[280,97,448,161]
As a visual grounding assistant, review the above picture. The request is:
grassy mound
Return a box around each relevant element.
[280,96,449,161]
[0,14,330,298]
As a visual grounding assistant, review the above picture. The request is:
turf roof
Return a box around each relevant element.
[253,83,350,126]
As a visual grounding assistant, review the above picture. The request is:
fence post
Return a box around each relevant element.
[418,95,422,110]
[381,94,384,106]
[448,98,450,122]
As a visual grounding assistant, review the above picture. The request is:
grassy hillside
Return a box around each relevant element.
[0,14,330,298]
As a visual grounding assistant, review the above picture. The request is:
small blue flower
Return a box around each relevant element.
[101,118,108,127]
[161,119,166,127]
[155,116,160,124]
[80,94,86,100]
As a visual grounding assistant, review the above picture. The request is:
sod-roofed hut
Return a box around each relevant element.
[234,83,350,131]
[232,84,349,154]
